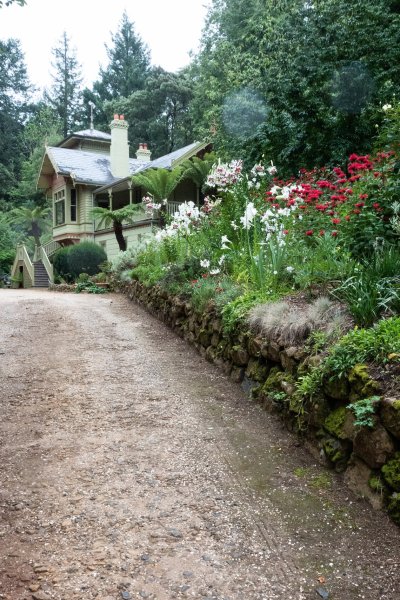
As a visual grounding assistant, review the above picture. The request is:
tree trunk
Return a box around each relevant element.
[114,221,127,251]
[31,222,41,248]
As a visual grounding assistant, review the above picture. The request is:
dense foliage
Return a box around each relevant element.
[53,242,107,282]
[191,0,400,171]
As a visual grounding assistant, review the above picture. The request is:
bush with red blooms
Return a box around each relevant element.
[257,150,399,258]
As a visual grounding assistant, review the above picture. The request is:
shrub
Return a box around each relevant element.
[53,246,72,282]
[53,243,107,283]
[110,246,144,277]
[67,242,107,280]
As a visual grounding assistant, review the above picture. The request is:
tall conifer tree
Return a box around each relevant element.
[0,38,31,199]
[45,32,83,137]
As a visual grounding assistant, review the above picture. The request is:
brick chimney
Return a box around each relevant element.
[110,114,129,178]
[136,142,151,163]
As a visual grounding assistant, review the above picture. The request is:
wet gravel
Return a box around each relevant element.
[0,289,399,600]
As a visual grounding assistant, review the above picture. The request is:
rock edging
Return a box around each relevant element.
[118,279,400,525]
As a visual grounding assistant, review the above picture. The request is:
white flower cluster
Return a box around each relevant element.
[248,163,266,189]
[206,160,243,191]
[202,196,222,214]
[199,251,226,276]
[155,201,201,241]
[142,194,161,215]
[260,209,287,246]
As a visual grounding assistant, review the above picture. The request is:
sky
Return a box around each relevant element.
[0,0,211,94]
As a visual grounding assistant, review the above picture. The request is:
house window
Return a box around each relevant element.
[54,189,65,225]
[134,187,142,203]
[70,188,77,222]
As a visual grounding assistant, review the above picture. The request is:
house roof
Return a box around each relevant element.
[57,128,112,149]
[37,138,211,191]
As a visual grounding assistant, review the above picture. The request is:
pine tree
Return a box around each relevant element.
[0,38,32,199]
[85,11,151,132]
[45,32,83,137]
[95,11,150,101]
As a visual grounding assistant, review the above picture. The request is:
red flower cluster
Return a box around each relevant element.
[259,150,397,240]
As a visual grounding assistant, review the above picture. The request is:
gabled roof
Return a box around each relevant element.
[37,147,145,189]
[142,141,210,171]
[37,139,211,191]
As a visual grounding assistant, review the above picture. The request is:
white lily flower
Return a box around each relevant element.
[240,202,258,230]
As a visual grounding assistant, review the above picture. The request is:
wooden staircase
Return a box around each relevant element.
[33,260,50,288]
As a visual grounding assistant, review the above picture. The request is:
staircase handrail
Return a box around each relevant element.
[40,239,61,258]
[11,244,34,284]
[36,245,54,284]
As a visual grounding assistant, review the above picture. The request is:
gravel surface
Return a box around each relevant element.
[0,289,399,600]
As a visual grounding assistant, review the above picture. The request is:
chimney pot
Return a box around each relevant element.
[136,141,151,163]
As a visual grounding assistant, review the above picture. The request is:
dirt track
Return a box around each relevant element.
[0,289,399,600]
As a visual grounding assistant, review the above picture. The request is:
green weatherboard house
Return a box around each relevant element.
[11,115,211,287]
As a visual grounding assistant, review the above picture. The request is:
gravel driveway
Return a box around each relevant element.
[0,289,399,600]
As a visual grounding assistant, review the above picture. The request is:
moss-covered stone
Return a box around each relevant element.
[323,376,350,401]
[245,358,270,383]
[381,452,400,492]
[324,406,347,438]
[231,345,249,367]
[380,398,400,440]
[262,367,294,394]
[348,364,381,401]
[323,406,357,441]
[322,437,351,472]
[308,396,332,429]
[198,329,212,348]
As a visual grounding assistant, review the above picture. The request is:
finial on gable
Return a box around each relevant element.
[88,101,95,131]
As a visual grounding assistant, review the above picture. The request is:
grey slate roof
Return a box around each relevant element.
[48,147,144,186]
[45,140,209,188]
[56,129,112,147]
[139,142,203,171]
[74,129,112,140]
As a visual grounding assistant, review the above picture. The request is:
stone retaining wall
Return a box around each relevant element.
[118,280,400,525]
